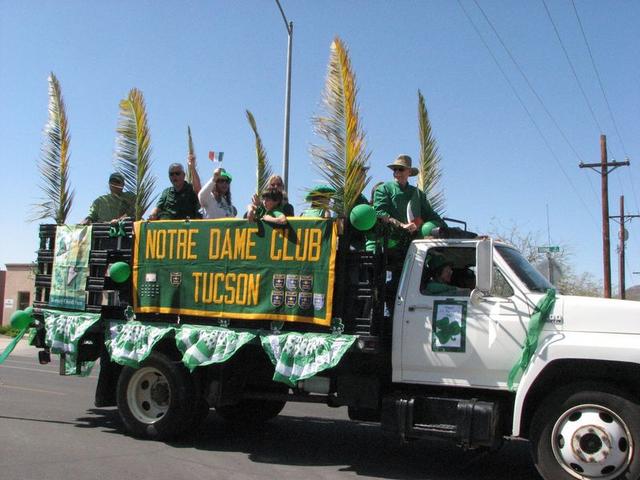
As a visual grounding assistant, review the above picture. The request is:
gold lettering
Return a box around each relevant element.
[192,272,202,303]
[202,273,214,303]
[233,229,246,259]
[213,273,225,304]
[220,230,232,259]
[245,228,258,260]
[145,230,156,259]
[187,229,198,260]
[308,228,322,261]
[247,273,260,305]
[235,274,247,305]
[282,229,295,261]
[270,229,283,260]
[155,230,166,259]
[224,273,236,304]
[295,228,309,261]
[209,229,220,259]
[166,229,177,259]
[176,229,188,259]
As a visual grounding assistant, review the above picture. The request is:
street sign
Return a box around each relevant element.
[537,246,560,253]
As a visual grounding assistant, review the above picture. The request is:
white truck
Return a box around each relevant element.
[30,220,640,480]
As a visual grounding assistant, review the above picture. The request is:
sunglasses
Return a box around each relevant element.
[216,178,230,184]
[169,171,183,177]
[392,167,407,172]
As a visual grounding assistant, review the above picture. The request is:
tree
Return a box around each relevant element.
[489,220,602,297]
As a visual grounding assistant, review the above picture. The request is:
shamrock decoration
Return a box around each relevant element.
[435,316,461,345]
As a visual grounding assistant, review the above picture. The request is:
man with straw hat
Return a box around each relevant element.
[373,154,443,244]
[82,172,135,224]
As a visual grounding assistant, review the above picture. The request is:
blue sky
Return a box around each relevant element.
[1,1,638,289]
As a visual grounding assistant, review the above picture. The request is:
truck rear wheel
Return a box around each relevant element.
[531,384,640,480]
[116,351,194,440]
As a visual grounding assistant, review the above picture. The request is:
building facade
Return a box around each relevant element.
[1,264,36,326]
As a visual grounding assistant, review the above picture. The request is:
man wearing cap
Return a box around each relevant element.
[148,163,202,220]
[301,185,335,218]
[82,172,136,224]
[198,167,237,219]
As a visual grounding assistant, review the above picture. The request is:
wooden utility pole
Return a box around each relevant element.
[609,195,640,300]
[579,134,629,298]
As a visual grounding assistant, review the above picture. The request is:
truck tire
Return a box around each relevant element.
[531,383,640,480]
[216,398,286,424]
[116,351,194,440]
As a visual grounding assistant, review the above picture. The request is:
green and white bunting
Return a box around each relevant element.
[43,309,101,376]
[175,324,256,371]
[261,332,356,386]
[106,321,174,368]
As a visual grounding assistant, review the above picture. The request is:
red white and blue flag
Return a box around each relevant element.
[208,151,224,162]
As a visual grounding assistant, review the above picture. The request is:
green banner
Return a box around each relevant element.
[43,309,101,376]
[50,225,92,310]
[133,219,338,326]
[261,332,356,386]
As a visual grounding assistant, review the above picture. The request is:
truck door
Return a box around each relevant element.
[396,243,530,389]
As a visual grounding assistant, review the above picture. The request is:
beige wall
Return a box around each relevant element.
[2,264,36,326]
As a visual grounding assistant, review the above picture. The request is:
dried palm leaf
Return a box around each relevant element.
[114,88,156,220]
[246,110,272,195]
[311,38,370,216]
[32,73,74,224]
[417,90,444,214]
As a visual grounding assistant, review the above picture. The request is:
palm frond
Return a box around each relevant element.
[246,110,272,195]
[186,125,195,184]
[417,90,444,214]
[311,37,370,216]
[114,88,156,220]
[32,72,74,224]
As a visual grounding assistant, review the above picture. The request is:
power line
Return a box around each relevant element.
[571,0,640,213]
[457,0,598,225]
[541,0,602,133]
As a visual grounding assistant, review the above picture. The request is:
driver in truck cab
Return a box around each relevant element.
[422,254,471,296]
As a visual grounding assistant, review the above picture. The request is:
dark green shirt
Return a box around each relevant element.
[86,191,136,223]
[156,182,202,220]
[373,181,441,224]
[423,281,469,296]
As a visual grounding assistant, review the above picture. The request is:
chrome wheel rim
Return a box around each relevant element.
[551,403,632,479]
[126,367,171,424]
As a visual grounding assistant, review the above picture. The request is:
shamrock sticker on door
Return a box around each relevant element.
[432,300,467,352]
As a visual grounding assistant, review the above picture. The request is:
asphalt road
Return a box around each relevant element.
[0,337,542,480]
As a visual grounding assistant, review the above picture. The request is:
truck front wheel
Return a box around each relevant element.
[116,351,194,440]
[531,384,640,480]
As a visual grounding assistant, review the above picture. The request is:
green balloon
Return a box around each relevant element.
[24,305,34,316]
[11,310,32,330]
[421,221,439,238]
[350,204,377,231]
[110,262,131,283]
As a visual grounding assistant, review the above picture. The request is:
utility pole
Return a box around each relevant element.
[609,195,640,300]
[579,134,629,298]
[275,0,293,190]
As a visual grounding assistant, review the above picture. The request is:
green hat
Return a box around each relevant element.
[217,170,232,182]
[109,172,125,185]
[427,254,453,274]
[305,185,335,201]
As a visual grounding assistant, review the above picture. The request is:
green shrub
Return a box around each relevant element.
[0,326,21,337]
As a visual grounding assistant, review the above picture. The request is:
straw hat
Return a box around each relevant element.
[387,154,419,176]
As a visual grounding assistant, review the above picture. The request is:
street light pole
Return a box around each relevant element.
[275,0,293,190]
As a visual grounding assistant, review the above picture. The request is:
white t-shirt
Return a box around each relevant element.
[198,177,238,219]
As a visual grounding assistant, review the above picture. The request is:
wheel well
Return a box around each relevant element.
[520,359,640,438]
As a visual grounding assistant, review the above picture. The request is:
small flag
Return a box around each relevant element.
[208,151,224,162]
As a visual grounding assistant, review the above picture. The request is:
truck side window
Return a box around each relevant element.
[490,266,514,297]
[420,247,474,297]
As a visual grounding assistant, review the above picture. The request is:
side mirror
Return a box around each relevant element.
[475,238,493,294]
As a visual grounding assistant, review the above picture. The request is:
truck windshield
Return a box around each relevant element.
[495,245,553,292]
